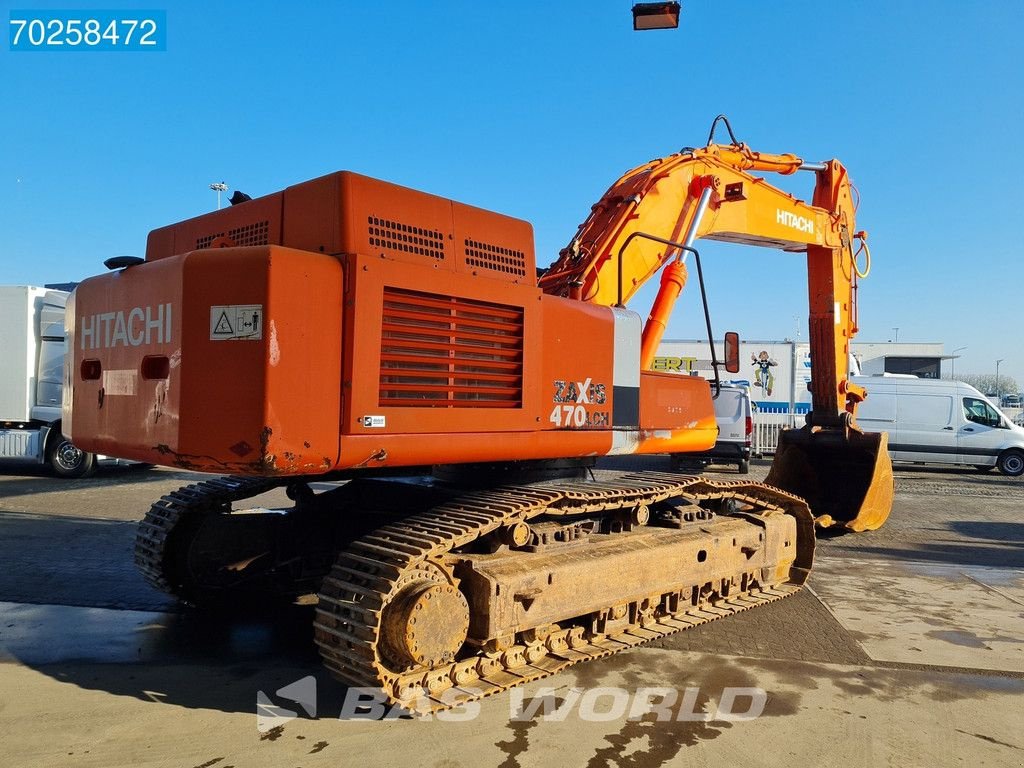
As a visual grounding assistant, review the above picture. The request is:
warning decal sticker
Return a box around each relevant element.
[210,304,263,340]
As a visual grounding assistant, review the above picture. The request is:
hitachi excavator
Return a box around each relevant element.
[65,118,892,713]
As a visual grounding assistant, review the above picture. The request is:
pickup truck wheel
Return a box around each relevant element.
[47,438,96,478]
[737,459,750,474]
[997,450,1024,477]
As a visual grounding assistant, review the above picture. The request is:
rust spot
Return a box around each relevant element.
[149,444,287,475]
[229,441,253,458]
[351,450,386,468]
[303,441,311,449]
[171,456,205,471]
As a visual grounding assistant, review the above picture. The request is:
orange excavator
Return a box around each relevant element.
[65,118,892,712]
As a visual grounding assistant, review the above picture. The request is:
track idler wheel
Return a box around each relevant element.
[380,580,470,669]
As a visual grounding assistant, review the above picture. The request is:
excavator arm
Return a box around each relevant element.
[541,135,893,531]
[540,142,864,423]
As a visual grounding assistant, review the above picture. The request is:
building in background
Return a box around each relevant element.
[655,339,946,414]
[851,342,946,378]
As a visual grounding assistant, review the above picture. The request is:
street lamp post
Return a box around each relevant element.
[996,359,1004,401]
[210,181,228,210]
[951,346,967,380]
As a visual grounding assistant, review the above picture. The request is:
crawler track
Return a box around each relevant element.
[313,472,814,714]
[134,475,285,601]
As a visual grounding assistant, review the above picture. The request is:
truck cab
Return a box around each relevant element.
[0,285,97,477]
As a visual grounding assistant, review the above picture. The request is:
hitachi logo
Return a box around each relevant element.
[79,303,173,350]
[776,209,814,234]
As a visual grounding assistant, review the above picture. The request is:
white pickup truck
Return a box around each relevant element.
[671,382,753,474]
[0,285,100,476]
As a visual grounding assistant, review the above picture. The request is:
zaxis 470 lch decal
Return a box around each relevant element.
[550,378,610,428]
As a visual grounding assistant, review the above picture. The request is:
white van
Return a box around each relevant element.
[853,375,1024,476]
[671,383,752,474]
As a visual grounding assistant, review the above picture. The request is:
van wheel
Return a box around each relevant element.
[974,465,994,473]
[737,459,750,474]
[997,450,1024,477]
[47,438,96,479]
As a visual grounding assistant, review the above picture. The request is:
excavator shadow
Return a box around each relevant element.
[0,461,180,490]
[0,510,360,716]
[1,597,374,717]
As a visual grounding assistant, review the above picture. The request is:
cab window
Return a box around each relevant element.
[963,397,1001,427]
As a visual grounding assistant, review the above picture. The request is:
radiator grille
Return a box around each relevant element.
[379,288,523,408]
[369,216,446,260]
[465,238,527,277]
[196,220,270,250]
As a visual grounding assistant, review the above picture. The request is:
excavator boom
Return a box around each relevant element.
[540,138,893,530]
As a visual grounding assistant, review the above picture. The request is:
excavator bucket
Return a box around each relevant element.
[765,427,894,532]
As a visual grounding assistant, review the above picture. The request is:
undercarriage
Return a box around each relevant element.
[135,471,814,713]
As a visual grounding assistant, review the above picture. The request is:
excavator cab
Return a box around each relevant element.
[767,423,894,532]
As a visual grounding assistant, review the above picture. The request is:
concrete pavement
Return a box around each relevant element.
[1,460,1022,766]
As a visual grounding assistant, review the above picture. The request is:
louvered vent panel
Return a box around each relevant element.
[464,238,527,277]
[196,232,223,249]
[379,288,523,408]
[195,220,270,250]
[368,216,446,260]
[228,221,270,246]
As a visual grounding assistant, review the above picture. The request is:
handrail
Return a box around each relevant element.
[614,231,723,397]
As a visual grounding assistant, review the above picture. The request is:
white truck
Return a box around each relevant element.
[671,382,753,474]
[853,374,1024,476]
[0,285,98,477]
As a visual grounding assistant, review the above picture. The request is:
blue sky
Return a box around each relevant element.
[1,1,1022,385]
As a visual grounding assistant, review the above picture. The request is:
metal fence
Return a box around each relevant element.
[752,409,801,456]
[754,405,1024,453]
[753,405,1024,454]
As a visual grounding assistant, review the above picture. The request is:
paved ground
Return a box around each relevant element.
[0,457,1022,767]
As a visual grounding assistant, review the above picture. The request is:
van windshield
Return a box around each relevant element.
[963,397,1001,427]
